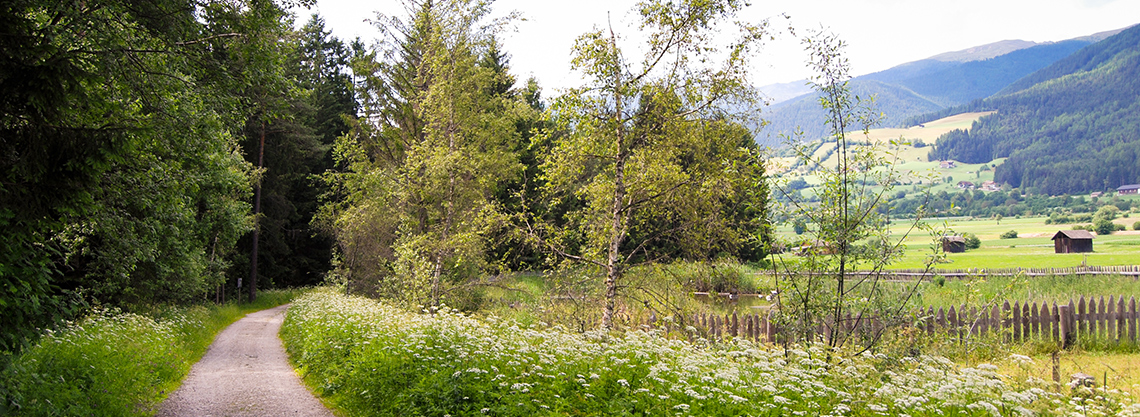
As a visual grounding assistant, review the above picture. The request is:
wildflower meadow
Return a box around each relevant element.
[282,288,1140,416]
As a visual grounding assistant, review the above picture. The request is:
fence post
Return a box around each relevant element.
[1002,301,1011,343]
[1012,302,1022,341]
[1097,296,1106,339]
[1078,296,1087,337]
[1051,302,1060,343]
[990,304,1000,339]
[731,312,739,338]
[969,306,979,338]
[764,311,775,344]
[1131,297,1138,343]
[1108,296,1117,342]
[1059,304,1073,349]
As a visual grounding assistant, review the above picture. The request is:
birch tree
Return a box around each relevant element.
[533,0,773,329]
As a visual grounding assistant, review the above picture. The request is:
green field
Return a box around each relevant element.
[775,215,1140,270]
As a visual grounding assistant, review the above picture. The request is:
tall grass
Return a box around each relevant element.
[913,274,1140,308]
[0,288,302,416]
[282,288,1139,416]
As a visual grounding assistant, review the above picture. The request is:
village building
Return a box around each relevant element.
[981,180,1001,192]
[1051,230,1095,254]
[941,236,967,253]
[1090,191,1103,198]
[1117,184,1140,195]
[939,161,957,169]
[957,181,975,190]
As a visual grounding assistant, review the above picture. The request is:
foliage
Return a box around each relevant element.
[230,14,357,293]
[771,30,939,351]
[889,188,1136,220]
[318,0,525,308]
[280,288,1138,417]
[0,289,301,416]
[530,0,772,329]
[963,233,982,250]
[999,230,1018,239]
[0,0,316,351]
[1133,221,1140,231]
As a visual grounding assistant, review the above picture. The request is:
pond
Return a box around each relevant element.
[692,292,773,315]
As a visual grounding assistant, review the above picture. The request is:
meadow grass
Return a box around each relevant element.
[281,288,1140,416]
[775,215,1140,270]
[911,274,1140,309]
[0,289,302,416]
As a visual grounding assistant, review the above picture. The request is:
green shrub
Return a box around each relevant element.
[1094,219,1115,235]
[963,233,981,250]
[999,230,1018,239]
[1133,221,1140,231]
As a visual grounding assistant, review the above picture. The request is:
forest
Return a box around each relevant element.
[0,0,770,354]
[925,23,1140,195]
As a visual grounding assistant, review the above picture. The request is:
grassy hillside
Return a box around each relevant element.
[770,112,1000,194]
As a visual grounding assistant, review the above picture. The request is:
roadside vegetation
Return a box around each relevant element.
[283,288,1140,417]
[0,289,302,416]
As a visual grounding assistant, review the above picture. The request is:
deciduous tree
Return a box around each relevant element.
[531,0,773,329]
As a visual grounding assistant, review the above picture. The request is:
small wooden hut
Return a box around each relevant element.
[941,236,966,253]
[1052,230,1094,253]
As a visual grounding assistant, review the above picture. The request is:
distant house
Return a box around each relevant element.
[1052,230,1095,254]
[981,181,1001,192]
[1090,192,1103,198]
[1118,184,1140,195]
[939,161,957,169]
[941,236,967,253]
[957,181,975,190]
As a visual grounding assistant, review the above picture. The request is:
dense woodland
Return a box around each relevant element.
[0,0,771,352]
[926,24,1140,195]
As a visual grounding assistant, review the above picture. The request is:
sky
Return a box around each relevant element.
[295,0,1140,92]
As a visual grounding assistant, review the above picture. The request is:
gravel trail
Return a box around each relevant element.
[158,304,334,417]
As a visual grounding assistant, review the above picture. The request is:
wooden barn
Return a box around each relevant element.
[1052,230,1095,253]
[941,236,966,253]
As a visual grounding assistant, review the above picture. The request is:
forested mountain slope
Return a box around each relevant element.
[758,37,1097,145]
[927,23,1140,195]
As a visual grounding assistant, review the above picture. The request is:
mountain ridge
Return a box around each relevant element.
[756,26,1129,146]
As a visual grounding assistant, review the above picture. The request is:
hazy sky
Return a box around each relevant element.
[296,0,1140,91]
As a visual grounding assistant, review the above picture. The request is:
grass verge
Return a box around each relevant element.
[282,288,1140,416]
[0,288,302,416]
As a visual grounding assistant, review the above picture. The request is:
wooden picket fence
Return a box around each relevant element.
[647,295,1140,348]
[752,266,1140,281]
[846,265,1140,280]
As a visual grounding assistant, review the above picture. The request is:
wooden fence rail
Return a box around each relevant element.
[649,295,1140,348]
[754,265,1140,280]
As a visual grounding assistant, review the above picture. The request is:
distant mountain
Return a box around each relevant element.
[926,40,1039,62]
[758,80,812,105]
[927,24,1140,195]
[756,30,1116,146]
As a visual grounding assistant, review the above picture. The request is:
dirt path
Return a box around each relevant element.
[158,304,334,417]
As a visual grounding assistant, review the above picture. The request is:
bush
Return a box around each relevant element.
[1133,221,1140,231]
[1094,219,1115,235]
[999,230,1018,239]
[963,233,981,250]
